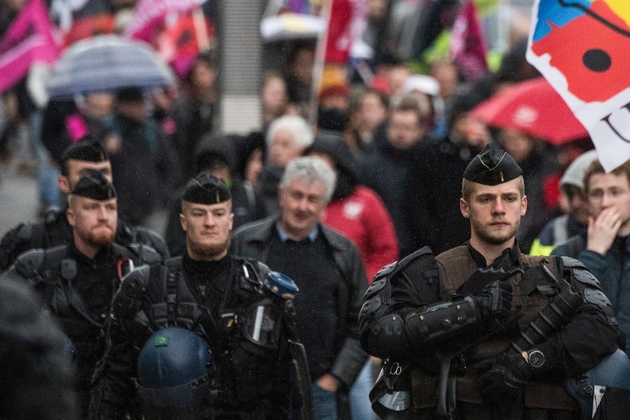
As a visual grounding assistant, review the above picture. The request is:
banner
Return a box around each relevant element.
[0,0,60,93]
[124,0,206,42]
[527,0,630,172]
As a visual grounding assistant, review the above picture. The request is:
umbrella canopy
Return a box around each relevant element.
[260,13,325,43]
[470,77,588,145]
[46,35,175,98]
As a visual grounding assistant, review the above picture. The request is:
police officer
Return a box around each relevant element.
[359,141,624,419]
[0,136,169,270]
[90,173,304,419]
[0,171,162,417]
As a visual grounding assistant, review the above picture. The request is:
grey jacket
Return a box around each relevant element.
[231,216,369,389]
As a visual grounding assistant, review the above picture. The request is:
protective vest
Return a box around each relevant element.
[411,246,579,412]
[115,256,300,415]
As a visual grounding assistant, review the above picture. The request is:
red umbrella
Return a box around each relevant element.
[470,77,588,144]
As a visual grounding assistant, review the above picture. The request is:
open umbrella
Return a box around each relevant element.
[470,77,588,144]
[46,35,175,99]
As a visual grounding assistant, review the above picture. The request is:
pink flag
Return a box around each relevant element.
[0,0,60,93]
[124,0,205,42]
[449,0,488,83]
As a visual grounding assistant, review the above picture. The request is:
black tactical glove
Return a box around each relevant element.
[473,279,513,321]
[474,353,532,400]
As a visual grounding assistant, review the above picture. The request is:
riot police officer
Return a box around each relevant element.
[90,173,306,419]
[0,137,169,270]
[0,171,162,417]
[359,141,624,419]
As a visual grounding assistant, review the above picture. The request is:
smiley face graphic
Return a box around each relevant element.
[531,0,630,102]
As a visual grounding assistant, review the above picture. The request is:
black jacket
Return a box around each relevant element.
[91,255,296,419]
[230,216,369,389]
[0,242,161,416]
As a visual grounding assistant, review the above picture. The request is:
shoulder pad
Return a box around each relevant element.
[138,245,162,265]
[118,243,162,265]
[13,249,47,278]
[559,256,587,270]
[372,261,397,282]
[566,264,601,289]
[364,278,388,300]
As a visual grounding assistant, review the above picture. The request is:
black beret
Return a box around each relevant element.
[61,136,108,163]
[71,169,116,200]
[463,141,523,185]
[183,173,231,205]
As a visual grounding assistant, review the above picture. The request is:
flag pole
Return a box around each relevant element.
[309,0,333,129]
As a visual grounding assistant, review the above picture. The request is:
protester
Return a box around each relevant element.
[232,157,369,420]
[362,96,431,258]
[552,158,630,356]
[172,51,218,180]
[304,132,398,420]
[359,141,623,419]
[91,173,302,419]
[258,114,313,214]
[262,71,291,130]
[105,86,181,225]
[531,149,598,255]
[347,87,389,157]
[0,171,162,417]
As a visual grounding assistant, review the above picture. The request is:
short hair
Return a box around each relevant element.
[584,159,630,194]
[279,156,337,203]
[461,175,525,201]
[392,96,427,126]
[266,115,314,151]
[359,87,389,110]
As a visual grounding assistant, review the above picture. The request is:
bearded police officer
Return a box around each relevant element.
[0,171,161,417]
[90,173,305,419]
[359,141,624,419]
[0,137,169,270]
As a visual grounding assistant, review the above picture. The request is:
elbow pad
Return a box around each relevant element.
[405,296,483,351]
[365,313,414,360]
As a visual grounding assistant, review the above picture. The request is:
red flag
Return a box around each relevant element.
[449,0,488,83]
[157,10,214,79]
[323,0,367,64]
[0,0,60,93]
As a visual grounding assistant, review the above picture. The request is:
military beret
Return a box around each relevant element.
[71,169,116,200]
[183,173,231,205]
[463,140,523,185]
[61,136,108,163]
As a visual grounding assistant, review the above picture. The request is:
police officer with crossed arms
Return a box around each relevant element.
[359,141,626,419]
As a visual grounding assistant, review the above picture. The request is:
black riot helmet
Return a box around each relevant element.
[137,328,212,416]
